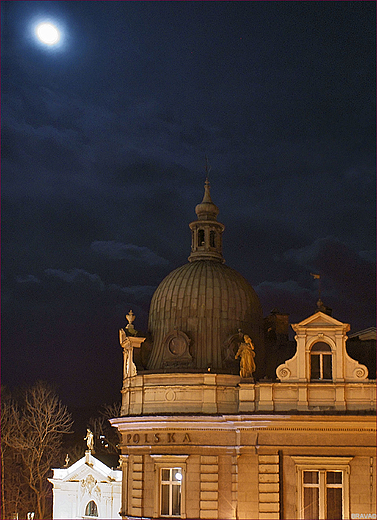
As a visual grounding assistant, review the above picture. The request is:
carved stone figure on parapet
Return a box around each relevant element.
[119,331,137,378]
[84,429,94,451]
[235,334,256,378]
[119,310,144,378]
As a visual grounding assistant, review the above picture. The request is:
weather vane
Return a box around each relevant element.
[310,272,321,299]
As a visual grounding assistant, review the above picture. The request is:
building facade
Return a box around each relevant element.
[49,452,122,519]
[110,181,376,520]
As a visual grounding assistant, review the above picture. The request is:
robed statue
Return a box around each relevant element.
[235,334,256,378]
[119,310,139,378]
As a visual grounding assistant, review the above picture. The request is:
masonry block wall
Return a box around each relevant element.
[281,454,296,519]
[186,455,200,519]
[200,455,219,519]
[350,456,376,517]
[130,455,143,517]
[258,454,280,520]
[237,453,259,519]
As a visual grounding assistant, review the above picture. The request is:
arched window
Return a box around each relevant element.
[198,229,205,247]
[310,342,332,381]
[85,501,98,517]
[210,230,216,248]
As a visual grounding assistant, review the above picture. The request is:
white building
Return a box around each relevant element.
[49,451,122,519]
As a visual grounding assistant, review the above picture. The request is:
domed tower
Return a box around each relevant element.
[147,180,265,376]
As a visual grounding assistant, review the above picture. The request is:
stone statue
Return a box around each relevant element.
[119,310,138,378]
[235,334,256,378]
[84,429,94,451]
[119,329,137,377]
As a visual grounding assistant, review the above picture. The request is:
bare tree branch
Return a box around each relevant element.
[1,382,73,519]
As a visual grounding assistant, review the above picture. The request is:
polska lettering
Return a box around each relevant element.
[126,432,191,444]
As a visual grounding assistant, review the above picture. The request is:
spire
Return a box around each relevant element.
[194,178,220,221]
[188,178,225,263]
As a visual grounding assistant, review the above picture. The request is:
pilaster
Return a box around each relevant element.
[119,455,128,519]
[258,454,280,519]
[200,455,219,519]
[130,455,143,518]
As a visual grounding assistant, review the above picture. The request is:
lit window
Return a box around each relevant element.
[198,229,205,246]
[293,456,351,520]
[161,467,182,517]
[151,455,187,519]
[85,501,98,517]
[310,342,332,381]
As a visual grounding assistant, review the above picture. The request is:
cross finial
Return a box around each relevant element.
[205,155,211,181]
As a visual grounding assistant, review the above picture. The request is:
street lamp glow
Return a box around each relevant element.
[35,23,60,45]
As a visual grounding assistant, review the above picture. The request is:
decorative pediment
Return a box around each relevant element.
[277,310,368,384]
[51,452,121,484]
[292,311,350,332]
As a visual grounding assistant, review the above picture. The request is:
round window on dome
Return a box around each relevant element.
[169,336,186,355]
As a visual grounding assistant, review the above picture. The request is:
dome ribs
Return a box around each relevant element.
[147,261,263,372]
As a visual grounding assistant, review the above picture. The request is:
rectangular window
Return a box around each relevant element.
[293,457,351,520]
[303,471,319,519]
[160,467,182,517]
[151,454,188,519]
[311,355,320,380]
[302,470,343,519]
[322,355,332,380]
[310,353,332,380]
[326,472,343,520]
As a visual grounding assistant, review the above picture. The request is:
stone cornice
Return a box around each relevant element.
[111,414,376,433]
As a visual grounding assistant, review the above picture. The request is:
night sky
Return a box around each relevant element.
[2,1,375,409]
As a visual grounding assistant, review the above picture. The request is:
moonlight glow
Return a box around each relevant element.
[35,23,60,45]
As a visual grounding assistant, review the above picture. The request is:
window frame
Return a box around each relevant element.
[83,500,98,518]
[292,456,352,520]
[151,455,188,519]
[310,342,333,381]
[160,467,183,517]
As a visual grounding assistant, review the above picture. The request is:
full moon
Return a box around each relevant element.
[35,23,60,45]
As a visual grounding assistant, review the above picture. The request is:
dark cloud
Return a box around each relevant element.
[262,237,376,329]
[90,241,169,267]
[1,0,375,406]
[16,274,41,284]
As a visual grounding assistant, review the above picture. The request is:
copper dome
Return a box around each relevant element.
[147,260,264,372]
[146,180,264,374]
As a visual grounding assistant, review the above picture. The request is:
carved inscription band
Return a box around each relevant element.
[125,432,191,444]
